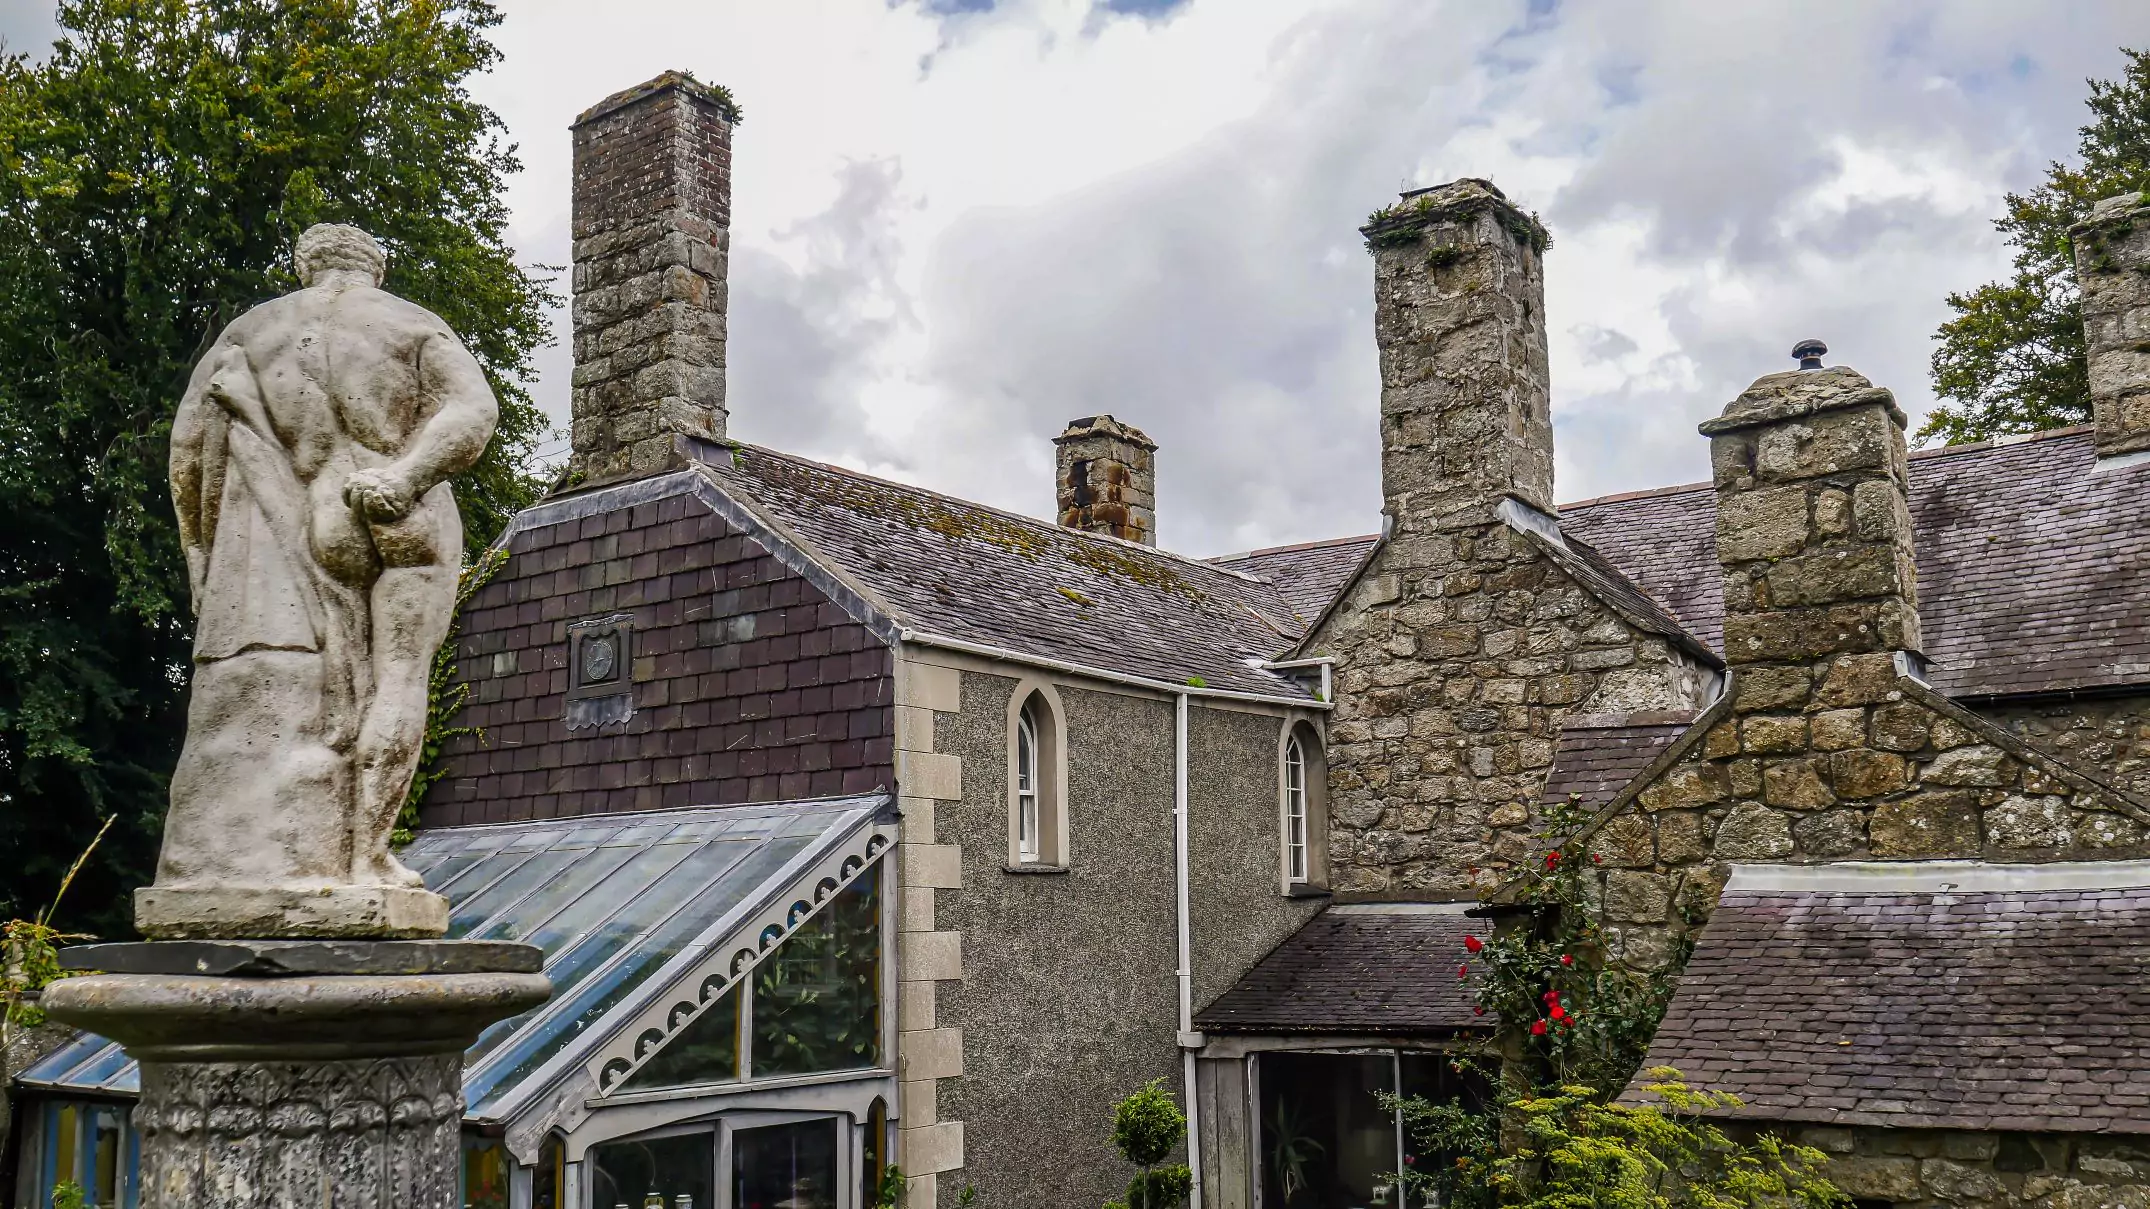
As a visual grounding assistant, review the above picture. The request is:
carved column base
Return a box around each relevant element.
[43,942,548,1209]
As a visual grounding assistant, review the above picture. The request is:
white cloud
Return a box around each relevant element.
[11,0,2140,552]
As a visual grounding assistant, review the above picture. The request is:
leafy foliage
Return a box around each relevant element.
[0,0,555,934]
[1920,48,2150,446]
[1379,800,1843,1208]
[2,815,109,1029]
[1462,797,1687,1094]
[1105,1080,1191,1209]
[396,544,509,844]
[749,867,883,1075]
[50,1181,88,1209]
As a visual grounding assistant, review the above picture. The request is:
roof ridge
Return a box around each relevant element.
[714,440,1277,588]
[1209,533,1382,563]
[1906,423,2094,461]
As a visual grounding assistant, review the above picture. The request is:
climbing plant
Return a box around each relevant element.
[1379,798,1844,1208]
[394,546,509,844]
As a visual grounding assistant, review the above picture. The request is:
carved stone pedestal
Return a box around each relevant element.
[43,940,549,1209]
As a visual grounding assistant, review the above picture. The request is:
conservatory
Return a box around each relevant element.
[10,794,899,1209]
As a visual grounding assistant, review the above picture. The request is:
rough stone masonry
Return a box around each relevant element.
[569,72,736,483]
[1311,180,1717,895]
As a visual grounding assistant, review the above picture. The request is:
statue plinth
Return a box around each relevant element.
[134,884,450,940]
[44,941,548,1209]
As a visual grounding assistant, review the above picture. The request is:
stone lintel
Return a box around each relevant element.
[60,938,543,978]
[134,884,450,940]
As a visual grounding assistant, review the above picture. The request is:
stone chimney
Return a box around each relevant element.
[2073,191,2150,460]
[1700,348,1921,709]
[1053,415,1157,545]
[1361,178,1553,530]
[568,71,737,483]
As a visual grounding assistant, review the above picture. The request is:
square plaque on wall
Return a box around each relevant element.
[565,613,636,731]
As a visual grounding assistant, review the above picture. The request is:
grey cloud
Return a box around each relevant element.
[724,157,911,470]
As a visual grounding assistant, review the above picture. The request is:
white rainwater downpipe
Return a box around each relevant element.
[1174,692,1203,1208]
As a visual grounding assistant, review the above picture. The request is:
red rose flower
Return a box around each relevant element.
[1473,1005,1486,1016]
[1545,850,1562,868]
[1543,990,1560,1003]
[1560,954,1574,967]
[1530,1019,1548,1036]
[1464,935,1485,953]
[1457,964,1469,979]
[1549,1004,1568,1022]
[1591,854,1602,864]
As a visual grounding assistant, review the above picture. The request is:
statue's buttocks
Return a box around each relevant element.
[141,224,498,939]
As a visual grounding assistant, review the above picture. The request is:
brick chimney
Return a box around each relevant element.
[1361,178,1553,530]
[1700,349,1921,709]
[2073,191,2150,460]
[568,71,737,484]
[1053,415,1157,545]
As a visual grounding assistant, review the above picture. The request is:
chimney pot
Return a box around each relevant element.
[1793,339,1827,370]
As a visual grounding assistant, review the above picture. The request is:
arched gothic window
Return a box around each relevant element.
[1284,733,1310,882]
[1280,720,1328,890]
[1007,683,1068,868]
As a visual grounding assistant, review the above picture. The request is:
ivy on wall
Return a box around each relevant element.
[395,547,509,845]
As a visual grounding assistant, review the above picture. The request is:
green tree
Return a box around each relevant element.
[0,0,554,937]
[1106,1080,1192,1209]
[1920,48,2150,446]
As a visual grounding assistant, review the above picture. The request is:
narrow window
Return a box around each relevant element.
[1017,704,1041,863]
[1284,735,1309,883]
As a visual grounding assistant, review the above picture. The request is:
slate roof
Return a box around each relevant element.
[1540,714,1694,808]
[1636,866,2150,1134]
[1563,426,2150,699]
[1210,535,1379,623]
[695,443,1313,699]
[1194,905,1488,1035]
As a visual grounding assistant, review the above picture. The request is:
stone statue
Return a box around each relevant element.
[139,223,498,938]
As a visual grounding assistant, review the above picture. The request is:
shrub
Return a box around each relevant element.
[1105,1080,1191,1209]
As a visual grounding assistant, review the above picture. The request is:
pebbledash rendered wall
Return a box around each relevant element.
[893,649,1320,1209]
[425,489,894,827]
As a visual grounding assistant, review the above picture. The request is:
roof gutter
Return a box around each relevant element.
[895,629,1329,710]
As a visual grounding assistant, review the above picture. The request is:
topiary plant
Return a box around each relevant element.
[1105,1080,1192,1209]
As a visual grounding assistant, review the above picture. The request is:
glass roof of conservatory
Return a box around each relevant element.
[17,794,891,1119]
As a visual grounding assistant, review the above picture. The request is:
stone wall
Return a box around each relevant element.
[2072,190,2150,458]
[569,72,735,483]
[1053,415,1158,546]
[1979,693,2150,803]
[1573,365,2150,966]
[1311,180,1715,896]
[1785,1124,2150,1209]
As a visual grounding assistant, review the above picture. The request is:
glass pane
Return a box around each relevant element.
[463,835,818,1111]
[1399,1052,1490,1199]
[1259,1052,1399,1209]
[589,1131,713,1209]
[462,1136,511,1209]
[446,848,580,936]
[1018,712,1035,794]
[750,866,882,1077]
[733,1120,838,1209]
[535,1135,566,1209]
[623,985,742,1090]
[90,1106,121,1206]
[1018,793,1038,859]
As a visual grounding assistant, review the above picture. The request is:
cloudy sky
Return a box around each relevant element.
[2,2,2140,556]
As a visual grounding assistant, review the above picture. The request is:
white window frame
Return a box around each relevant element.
[1284,734,1309,883]
[1278,718,1327,892]
[1005,680,1070,869]
[1017,705,1041,862]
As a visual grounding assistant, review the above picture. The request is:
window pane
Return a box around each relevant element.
[90,1107,122,1206]
[1018,793,1038,859]
[624,985,742,1090]
[462,1135,511,1209]
[588,1131,714,1209]
[535,1135,566,1209]
[1259,1052,1399,1209]
[733,1120,839,1209]
[1018,710,1036,793]
[750,866,883,1077]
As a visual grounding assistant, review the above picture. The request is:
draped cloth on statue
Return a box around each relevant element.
[156,355,369,891]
